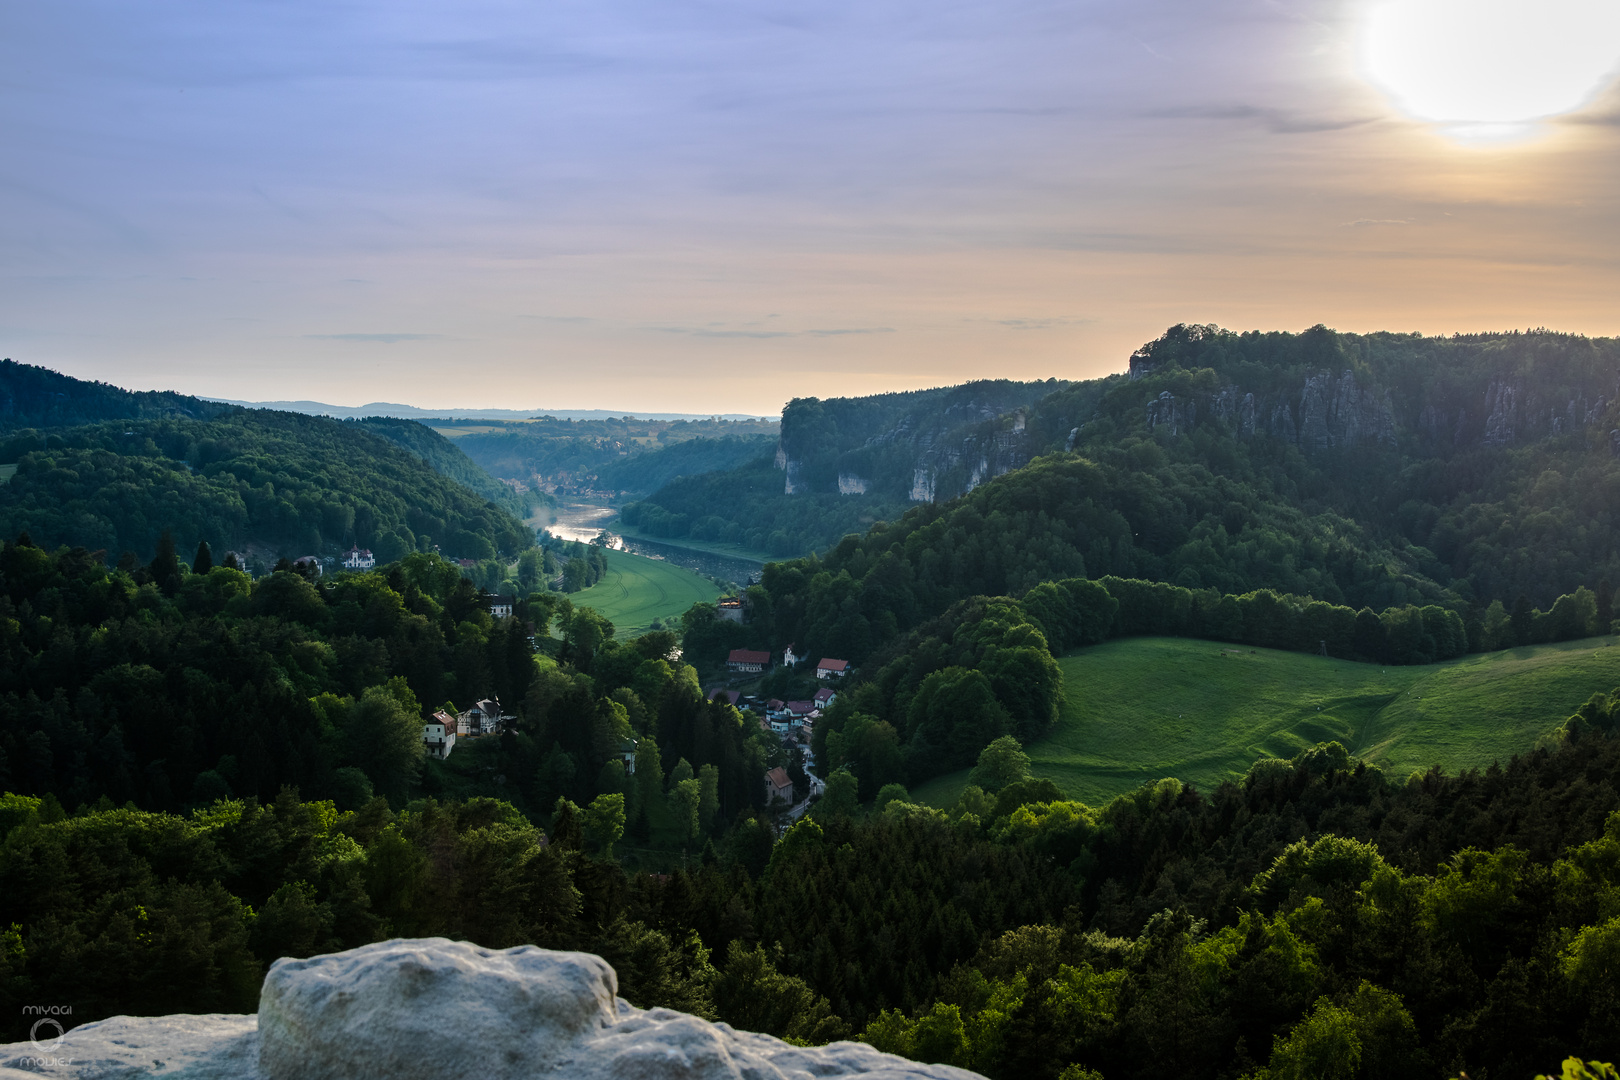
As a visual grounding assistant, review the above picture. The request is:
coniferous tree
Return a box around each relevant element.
[193,539,214,574]
[150,528,182,595]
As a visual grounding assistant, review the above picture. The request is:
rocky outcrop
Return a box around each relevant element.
[1141,370,1395,451]
[838,473,869,495]
[0,939,980,1080]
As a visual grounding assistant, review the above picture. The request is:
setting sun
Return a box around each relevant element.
[1360,0,1620,128]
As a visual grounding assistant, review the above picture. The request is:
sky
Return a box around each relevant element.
[3,0,1619,416]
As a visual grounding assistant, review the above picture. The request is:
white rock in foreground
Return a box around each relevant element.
[0,938,983,1080]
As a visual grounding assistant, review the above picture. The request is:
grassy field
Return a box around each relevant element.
[0,463,16,484]
[912,635,1620,809]
[566,547,721,638]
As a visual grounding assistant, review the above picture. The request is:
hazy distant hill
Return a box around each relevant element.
[439,416,780,497]
[0,359,234,431]
[208,397,776,422]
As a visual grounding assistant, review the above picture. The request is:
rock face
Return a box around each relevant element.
[0,938,981,1080]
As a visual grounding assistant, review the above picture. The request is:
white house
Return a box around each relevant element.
[488,594,515,618]
[816,658,850,680]
[423,710,457,760]
[814,687,836,708]
[783,643,804,666]
[342,546,376,571]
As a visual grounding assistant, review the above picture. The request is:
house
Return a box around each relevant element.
[765,698,789,721]
[783,643,804,666]
[341,545,376,571]
[816,658,849,680]
[620,738,638,775]
[423,709,457,760]
[727,648,771,675]
[717,596,745,624]
[456,697,507,737]
[785,700,814,727]
[764,766,793,805]
[708,688,742,708]
[488,594,515,618]
[814,687,836,708]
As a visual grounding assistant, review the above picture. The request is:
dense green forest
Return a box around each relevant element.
[621,456,910,556]
[353,416,533,519]
[4,690,1618,1079]
[0,412,533,566]
[0,540,773,826]
[0,359,234,432]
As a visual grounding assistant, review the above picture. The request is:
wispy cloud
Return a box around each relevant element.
[1341,219,1409,228]
[305,333,440,343]
[1147,104,1377,134]
[649,325,894,339]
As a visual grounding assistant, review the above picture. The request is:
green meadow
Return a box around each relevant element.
[567,547,721,638]
[0,463,16,484]
[913,635,1620,808]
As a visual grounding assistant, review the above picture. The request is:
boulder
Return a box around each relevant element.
[0,938,982,1080]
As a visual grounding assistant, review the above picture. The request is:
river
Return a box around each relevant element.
[531,501,766,587]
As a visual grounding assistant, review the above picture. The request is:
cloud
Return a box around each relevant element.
[1147,104,1377,134]
[305,333,440,343]
[648,326,893,339]
[1340,219,1410,228]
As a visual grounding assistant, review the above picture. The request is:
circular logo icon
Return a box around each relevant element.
[30,1017,65,1052]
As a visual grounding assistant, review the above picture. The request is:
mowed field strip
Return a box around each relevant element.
[914,635,1620,808]
[566,547,721,638]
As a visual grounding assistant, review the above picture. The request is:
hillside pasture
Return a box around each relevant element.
[912,635,1620,808]
[567,547,720,638]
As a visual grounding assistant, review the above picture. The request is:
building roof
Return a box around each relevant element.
[766,766,791,790]
[814,688,835,702]
[476,698,499,714]
[708,688,741,706]
[766,698,785,709]
[728,648,772,665]
[786,700,814,714]
[431,710,456,725]
[817,658,849,672]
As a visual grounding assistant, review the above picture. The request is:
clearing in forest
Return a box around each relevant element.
[567,547,720,638]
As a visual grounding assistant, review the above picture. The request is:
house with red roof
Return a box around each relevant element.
[727,648,771,674]
[816,658,849,679]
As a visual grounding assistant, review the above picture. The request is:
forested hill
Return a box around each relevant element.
[775,378,1068,500]
[0,358,234,431]
[353,416,530,518]
[620,379,1065,555]
[0,411,534,565]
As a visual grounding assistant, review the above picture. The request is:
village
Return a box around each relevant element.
[715,645,849,814]
[412,584,849,824]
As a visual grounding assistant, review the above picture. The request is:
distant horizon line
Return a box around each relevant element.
[203,397,781,423]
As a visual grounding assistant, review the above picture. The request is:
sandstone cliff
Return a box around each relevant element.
[0,938,979,1080]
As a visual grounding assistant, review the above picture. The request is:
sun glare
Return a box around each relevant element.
[1360,0,1620,134]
